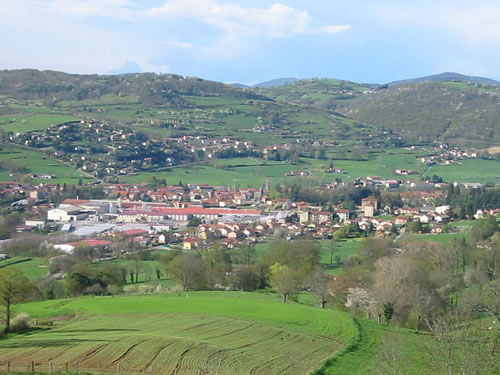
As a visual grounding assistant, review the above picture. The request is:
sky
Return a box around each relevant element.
[2,0,500,84]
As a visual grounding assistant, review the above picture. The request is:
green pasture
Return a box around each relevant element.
[316,319,425,375]
[319,239,361,274]
[399,232,467,246]
[0,257,49,281]
[0,145,91,184]
[6,292,357,375]
[94,258,175,288]
[0,114,80,133]
[121,163,294,187]
[252,239,361,275]
[424,158,500,184]
[58,94,140,108]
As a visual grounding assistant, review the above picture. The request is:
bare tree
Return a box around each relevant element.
[305,266,331,308]
[421,311,498,375]
[371,331,410,375]
[165,254,207,291]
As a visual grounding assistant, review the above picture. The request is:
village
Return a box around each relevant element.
[1,173,497,262]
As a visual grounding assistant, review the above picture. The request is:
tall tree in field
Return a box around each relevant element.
[328,239,337,266]
[165,254,207,291]
[305,266,331,308]
[270,263,300,303]
[0,267,34,333]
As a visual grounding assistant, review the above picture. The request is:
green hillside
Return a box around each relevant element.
[259,78,374,109]
[5,293,356,375]
[337,81,500,147]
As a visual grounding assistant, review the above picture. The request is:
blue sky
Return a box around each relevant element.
[2,0,500,84]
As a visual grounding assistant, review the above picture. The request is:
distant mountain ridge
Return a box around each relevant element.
[231,78,298,88]
[235,72,500,89]
[388,72,500,87]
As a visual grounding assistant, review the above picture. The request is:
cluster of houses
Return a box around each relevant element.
[7,121,260,177]
[420,143,479,165]
[1,166,499,257]
[164,135,257,159]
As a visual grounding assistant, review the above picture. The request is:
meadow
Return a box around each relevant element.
[0,257,49,281]
[398,232,467,246]
[425,158,500,184]
[0,114,80,133]
[119,150,496,188]
[0,145,91,184]
[5,293,357,375]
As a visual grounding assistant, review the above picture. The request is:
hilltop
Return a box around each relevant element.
[0,69,267,106]
[388,72,500,87]
[336,80,500,147]
[1,69,500,147]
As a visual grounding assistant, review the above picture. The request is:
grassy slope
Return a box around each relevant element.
[0,114,80,133]
[337,81,500,147]
[0,257,49,281]
[120,149,498,187]
[425,158,500,184]
[0,144,90,184]
[6,292,357,375]
[399,232,467,246]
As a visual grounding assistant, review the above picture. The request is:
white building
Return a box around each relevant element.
[47,205,89,222]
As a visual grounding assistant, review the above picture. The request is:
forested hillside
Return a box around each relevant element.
[337,81,500,147]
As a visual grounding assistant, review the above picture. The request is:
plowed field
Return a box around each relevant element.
[2,292,356,375]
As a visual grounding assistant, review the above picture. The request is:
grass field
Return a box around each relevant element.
[398,232,467,246]
[120,150,496,187]
[253,239,361,275]
[0,257,49,281]
[0,114,80,133]
[0,144,91,184]
[319,239,361,275]
[121,163,294,187]
[424,158,500,184]
[4,293,357,375]
[94,258,176,288]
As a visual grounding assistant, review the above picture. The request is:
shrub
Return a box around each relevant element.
[10,313,31,333]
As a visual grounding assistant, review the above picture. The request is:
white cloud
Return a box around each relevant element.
[377,1,500,44]
[161,41,194,49]
[34,0,139,19]
[314,25,352,34]
[146,0,351,38]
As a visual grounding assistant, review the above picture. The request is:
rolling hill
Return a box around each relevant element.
[388,72,500,87]
[1,69,500,147]
[336,81,500,147]
[5,292,357,375]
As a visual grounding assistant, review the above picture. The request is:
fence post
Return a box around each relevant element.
[31,360,35,373]
[7,362,10,374]
[65,362,69,373]
[49,361,53,374]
